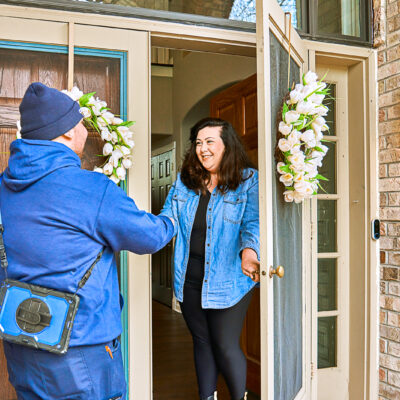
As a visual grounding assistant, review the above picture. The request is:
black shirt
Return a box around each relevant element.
[185,191,211,285]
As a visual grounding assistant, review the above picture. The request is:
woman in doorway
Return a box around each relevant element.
[160,118,260,400]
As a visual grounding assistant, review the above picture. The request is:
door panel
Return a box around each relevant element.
[151,150,174,306]
[269,32,303,399]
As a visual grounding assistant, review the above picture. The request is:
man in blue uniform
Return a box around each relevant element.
[0,82,175,399]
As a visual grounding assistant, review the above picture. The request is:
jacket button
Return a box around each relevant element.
[207,243,210,246]
[205,279,208,283]
[208,208,211,211]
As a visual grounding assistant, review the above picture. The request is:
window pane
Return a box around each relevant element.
[318,200,337,253]
[82,0,257,23]
[277,0,306,30]
[324,83,336,136]
[317,0,361,37]
[318,259,337,311]
[318,141,336,194]
[318,317,337,368]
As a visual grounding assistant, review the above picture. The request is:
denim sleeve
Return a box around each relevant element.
[94,181,175,254]
[239,173,260,260]
[159,181,178,237]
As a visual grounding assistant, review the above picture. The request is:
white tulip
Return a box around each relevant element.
[296,101,314,114]
[293,191,305,203]
[101,128,112,141]
[283,190,295,202]
[116,166,126,180]
[304,71,318,85]
[126,139,135,148]
[315,105,328,116]
[288,153,305,165]
[103,143,113,156]
[302,82,318,98]
[280,173,294,186]
[321,124,329,132]
[319,144,329,155]
[120,146,131,156]
[288,90,303,104]
[79,107,91,118]
[102,112,115,124]
[307,169,318,179]
[109,156,119,168]
[122,158,132,169]
[111,131,118,144]
[278,139,291,152]
[295,83,304,92]
[285,111,300,124]
[294,173,305,183]
[279,121,292,136]
[109,175,120,185]
[93,167,103,174]
[309,93,325,105]
[103,163,113,175]
[98,118,107,128]
[113,117,124,125]
[88,96,96,104]
[92,103,102,116]
[277,162,286,175]
[301,129,315,143]
[112,149,123,160]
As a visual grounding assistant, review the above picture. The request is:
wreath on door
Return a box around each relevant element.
[276,71,332,203]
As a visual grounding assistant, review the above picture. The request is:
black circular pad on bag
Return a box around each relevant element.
[16,298,52,333]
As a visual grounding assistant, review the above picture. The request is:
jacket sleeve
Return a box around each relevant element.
[94,181,175,254]
[159,180,178,237]
[239,171,260,260]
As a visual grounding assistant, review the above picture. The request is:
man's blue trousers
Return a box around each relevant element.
[3,338,126,400]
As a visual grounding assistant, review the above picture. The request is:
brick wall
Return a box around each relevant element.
[379,1,400,398]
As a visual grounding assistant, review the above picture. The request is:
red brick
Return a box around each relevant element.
[390,193,400,206]
[389,311,400,326]
[380,206,400,220]
[381,338,388,353]
[390,282,400,296]
[389,164,400,177]
[382,251,387,263]
[388,14,400,33]
[389,253,400,266]
[386,75,400,92]
[379,382,400,399]
[389,370,400,388]
[381,367,388,382]
[380,352,400,370]
[389,341,400,357]
[380,120,400,135]
[381,164,388,178]
[388,223,400,236]
[380,178,400,191]
[379,60,400,80]
[388,31,400,48]
[388,104,400,119]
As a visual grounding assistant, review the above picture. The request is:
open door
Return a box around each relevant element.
[256,2,311,399]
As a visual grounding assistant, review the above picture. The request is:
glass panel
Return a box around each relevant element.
[318,200,337,253]
[318,317,337,368]
[318,141,336,194]
[317,0,361,37]
[83,0,257,23]
[270,32,303,399]
[324,83,336,135]
[277,0,306,30]
[318,259,337,311]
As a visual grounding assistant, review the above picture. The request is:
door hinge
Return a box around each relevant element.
[310,222,314,241]
[311,362,316,379]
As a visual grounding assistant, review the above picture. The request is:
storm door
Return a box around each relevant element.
[256,1,311,399]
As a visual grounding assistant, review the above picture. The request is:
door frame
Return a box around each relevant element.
[0,4,379,399]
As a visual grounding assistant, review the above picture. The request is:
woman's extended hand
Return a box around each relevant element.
[241,248,260,282]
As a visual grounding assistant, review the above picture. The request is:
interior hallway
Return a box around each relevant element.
[152,300,259,400]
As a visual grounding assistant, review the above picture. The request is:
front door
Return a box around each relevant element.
[256,2,310,399]
[0,17,150,399]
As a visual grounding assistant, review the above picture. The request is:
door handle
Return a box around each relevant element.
[269,265,285,279]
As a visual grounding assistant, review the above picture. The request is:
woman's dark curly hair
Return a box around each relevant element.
[180,117,255,194]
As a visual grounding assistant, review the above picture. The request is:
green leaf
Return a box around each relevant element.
[314,146,324,152]
[316,174,329,181]
[79,92,96,107]
[118,120,135,127]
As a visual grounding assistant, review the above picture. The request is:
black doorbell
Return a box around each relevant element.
[371,219,380,240]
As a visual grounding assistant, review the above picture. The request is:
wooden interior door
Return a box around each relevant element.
[151,149,174,306]
[0,47,120,399]
[210,73,260,395]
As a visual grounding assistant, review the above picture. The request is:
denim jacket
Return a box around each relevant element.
[160,168,260,308]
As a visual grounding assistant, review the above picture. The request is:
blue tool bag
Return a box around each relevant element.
[0,209,103,355]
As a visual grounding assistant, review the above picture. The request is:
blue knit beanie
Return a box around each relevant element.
[19,82,83,140]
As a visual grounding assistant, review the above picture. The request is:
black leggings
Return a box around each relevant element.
[180,283,253,400]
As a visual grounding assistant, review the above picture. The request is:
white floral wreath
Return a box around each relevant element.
[16,86,135,185]
[277,71,331,203]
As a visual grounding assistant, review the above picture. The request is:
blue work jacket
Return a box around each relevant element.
[0,139,174,346]
[160,168,260,309]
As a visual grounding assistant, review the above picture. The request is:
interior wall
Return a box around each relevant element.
[171,50,256,164]
[348,60,367,398]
